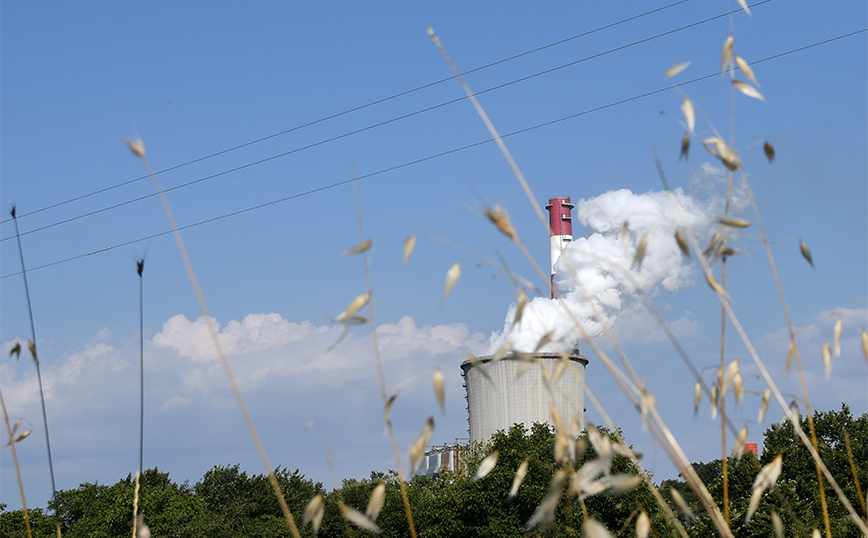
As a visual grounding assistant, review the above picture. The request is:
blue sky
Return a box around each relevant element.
[1,1,866,511]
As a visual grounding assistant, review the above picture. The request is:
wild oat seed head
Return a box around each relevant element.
[733,79,766,101]
[676,230,690,257]
[366,483,386,521]
[11,429,32,445]
[724,358,740,392]
[759,388,771,423]
[402,235,416,264]
[513,289,528,327]
[764,141,776,163]
[636,511,650,538]
[733,371,744,406]
[508,458,530,500]
[721,35,734,74]
[433,369,445,413]
[633,234,649,271]
[704,230,721,257]
[9,341,21,360]
[679,132,690,161]
[335,292,372,323]
[582,518,614,538]
[733,425,748,457]
[126,137,146,159]
[473,449,500,482]
[341,238,373,256]
[800,240,814,267]
[833,318,842,357]
[526,470,567,529]
[443,262,461,302]
[303,494,325,534]
[772,512,784,538]
[670,487,695,520]
[718,217,751,228]
[341,503,381,534]
[785,340,796,375]
[681,96,695,133]
[735,55,759,87]
[693,380,702,415]
[822,340,833,380]
[484,204,518,242]
[861,330,868,365]
[665,61,690,78]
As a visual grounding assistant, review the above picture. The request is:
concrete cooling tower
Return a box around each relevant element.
[460,352,589,443]
[460,197,587,444]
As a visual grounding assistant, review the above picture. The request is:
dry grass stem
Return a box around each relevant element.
[128,138,303,538]
[0,385,33,538]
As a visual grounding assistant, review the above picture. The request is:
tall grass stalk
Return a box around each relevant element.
[0,384,33,538]
[429,26,736,536]
[126,140,303,538]
[133,258,145,537]
[348,181,418,537]
[10,206,59,536]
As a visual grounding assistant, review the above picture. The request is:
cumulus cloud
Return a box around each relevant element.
[1,312,489,509]
[152,313,333,362]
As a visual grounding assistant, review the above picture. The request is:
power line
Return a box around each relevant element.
[1,1,690,226]
[3,1,699,228]
[2,28,862,281]
[0,0,770,243]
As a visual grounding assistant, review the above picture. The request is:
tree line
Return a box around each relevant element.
[1,404,864,537]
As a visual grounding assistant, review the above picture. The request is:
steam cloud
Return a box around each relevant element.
[489,186,727,353]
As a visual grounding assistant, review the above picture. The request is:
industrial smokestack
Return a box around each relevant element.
[545,197,574,298]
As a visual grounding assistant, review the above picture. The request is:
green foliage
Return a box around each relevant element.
[0,466,323,538]
[194,464,322,537]
[5,410,862,537]
[669,404,867,537]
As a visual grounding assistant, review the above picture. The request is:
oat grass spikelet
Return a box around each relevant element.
[443,261,461,301]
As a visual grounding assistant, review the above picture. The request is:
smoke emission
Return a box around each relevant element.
[489,185,732,353]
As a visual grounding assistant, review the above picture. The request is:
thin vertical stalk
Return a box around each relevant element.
[0,384,33,538]
[350,180,418,538]
[127,142,302,538]
[10,207,58,508]
[137,259,144,474]
[135,259,144,537]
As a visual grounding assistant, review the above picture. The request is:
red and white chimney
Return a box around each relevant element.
[545,197,574,298]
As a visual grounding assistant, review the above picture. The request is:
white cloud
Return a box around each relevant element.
[1,312,489,510]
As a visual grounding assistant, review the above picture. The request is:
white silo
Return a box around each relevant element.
[461,352,588,443]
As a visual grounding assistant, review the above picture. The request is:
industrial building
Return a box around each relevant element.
[417,196,588,474]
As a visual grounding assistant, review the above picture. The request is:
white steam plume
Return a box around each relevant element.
[489,186,728,353]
